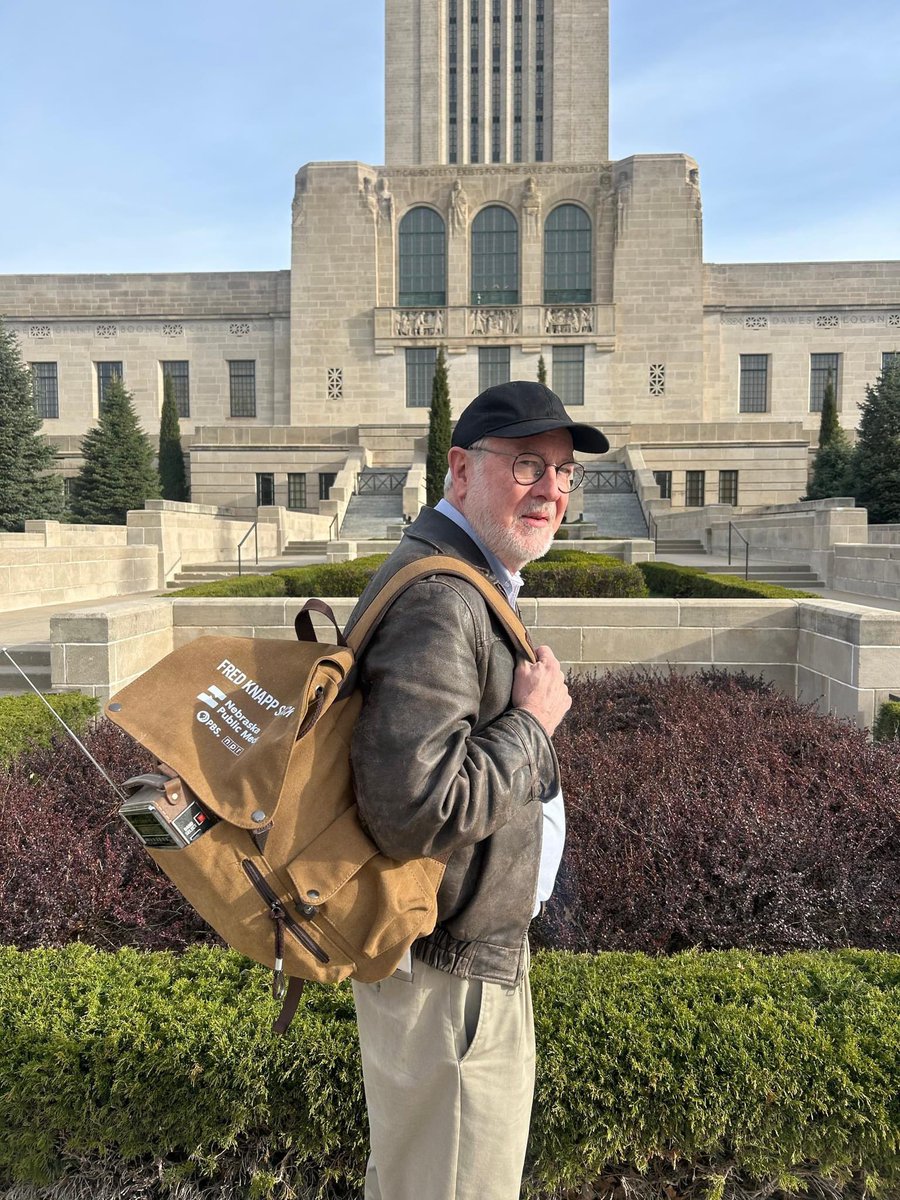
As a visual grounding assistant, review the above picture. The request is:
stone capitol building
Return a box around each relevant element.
[2,0,899,524]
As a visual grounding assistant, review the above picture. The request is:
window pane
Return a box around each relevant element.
[883,352,900,373]
[229,360,256,417]
[31,362,59,419]
[544,205,592,303]
[162,360,190,418]
[319,472,337,502]
[739,354,768,413]
[287,474,307,510]
[718,470,739,505]
[399,207,446,307]
[471,206,519,305]
[552,345,584,406]
[406,347,437,408]
[685,470,705,507]
[256,473,275,506]
[96,361,123,411]
[809,353,839,413]
[478,346,511,392]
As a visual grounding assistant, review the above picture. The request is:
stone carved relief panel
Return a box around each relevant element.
[449,180,468,235]
[29,325,51,338]
[470,308,519,335]
[522,176,541,235]
[544,307,593,335]
[395,310,445,337]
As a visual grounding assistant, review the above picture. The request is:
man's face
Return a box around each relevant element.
[453,429,574,572]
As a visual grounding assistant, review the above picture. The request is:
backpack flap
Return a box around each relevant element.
[105,634,354,831]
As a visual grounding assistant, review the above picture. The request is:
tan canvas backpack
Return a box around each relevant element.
[104,556,534,1031]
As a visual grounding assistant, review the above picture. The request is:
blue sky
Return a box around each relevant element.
[1,0,898,273]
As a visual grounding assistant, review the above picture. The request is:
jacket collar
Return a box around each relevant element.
[403,506,495,578]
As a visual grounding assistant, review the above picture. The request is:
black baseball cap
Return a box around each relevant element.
[451,381,609,454]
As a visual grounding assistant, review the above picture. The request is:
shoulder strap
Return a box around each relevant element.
[346,554,536,663]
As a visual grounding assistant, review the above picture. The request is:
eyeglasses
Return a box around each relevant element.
[468,447,585,492]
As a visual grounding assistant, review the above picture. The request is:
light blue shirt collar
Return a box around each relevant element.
[434,499,523,607]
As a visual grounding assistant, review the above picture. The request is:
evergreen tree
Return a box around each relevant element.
[70,376,160,524]
[426,347,451,507]
[158,375,189,502]
[851,359,900,524]
[537,354,547,386]
[0,320,65,530]
[804,371,854,501]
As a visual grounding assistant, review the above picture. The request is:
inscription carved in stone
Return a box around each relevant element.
[544,307,593,335]
[396,309,444,337]
[470,308,519,336]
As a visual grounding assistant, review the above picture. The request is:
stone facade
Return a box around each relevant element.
[1,2,898,520]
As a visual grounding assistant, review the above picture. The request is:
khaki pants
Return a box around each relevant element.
[352,953,535,1200]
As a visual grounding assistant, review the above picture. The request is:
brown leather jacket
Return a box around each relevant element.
[345,507,560,986]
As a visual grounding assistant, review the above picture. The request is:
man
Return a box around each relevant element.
[346,381,609,1200]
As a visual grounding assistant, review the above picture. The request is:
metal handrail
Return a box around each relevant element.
[647,511,658,551]
[329,514,338,542]
[237,521,259,578]
[728,522,750,580]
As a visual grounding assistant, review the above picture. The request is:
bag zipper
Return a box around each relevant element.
[242,859,330,996]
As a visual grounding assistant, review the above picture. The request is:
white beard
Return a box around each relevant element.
[464,468,558,571]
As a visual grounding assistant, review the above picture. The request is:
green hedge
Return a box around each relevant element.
[0,692,98,765]
[167,572,288,598]
[1,945,897,1198]
[638,561,819,600]
[522,554,648,598]
[273,555,389,598]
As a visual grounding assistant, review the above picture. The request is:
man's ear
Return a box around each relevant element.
[447,446,470,503]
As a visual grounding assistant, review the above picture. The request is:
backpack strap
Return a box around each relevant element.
[345,554,537,664]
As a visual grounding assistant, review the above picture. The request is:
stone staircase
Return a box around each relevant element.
[0,643,52,696]
[655,538,707,555]
[581,492,649,538]
[711,563,824,588]
[340,494,404,541]
[166,562,267,589]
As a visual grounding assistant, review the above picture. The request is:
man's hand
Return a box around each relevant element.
[511,645,571,737]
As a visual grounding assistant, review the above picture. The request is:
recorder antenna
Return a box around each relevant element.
[0,647,128,800]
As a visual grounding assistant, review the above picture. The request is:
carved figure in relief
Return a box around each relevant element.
[361,176,379,218]
[376,176,394,224]
[687,167,702,253]
[522,176,541,235]
[397,311,413,337]
[449,180,468,235]
[433,309,444,336]
[471,308,488,335]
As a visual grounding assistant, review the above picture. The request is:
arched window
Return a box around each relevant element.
[471,206,519,305]
[543,204,592,304]
[398,207,446,308]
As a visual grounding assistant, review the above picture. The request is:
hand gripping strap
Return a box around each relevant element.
[345,555,536,664]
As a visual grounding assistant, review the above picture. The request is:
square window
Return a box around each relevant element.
[229,361,256,417]
[653,470,672,500]
[883,352,900,373]
[256,472,274,507]
[479,346,511,392]
[718,470,739,506]
[739,354,768,413]
[31,362,59,419]
[406,348,437,408]
[685,470,705,507]
[319,472,337,501]
[552,345,584,406]
[810,353,840,413]
[287,474,307,510]
[162,361,190,418]
[96,361,123,411]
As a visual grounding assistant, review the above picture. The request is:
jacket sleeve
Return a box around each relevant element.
[350,576,560,861]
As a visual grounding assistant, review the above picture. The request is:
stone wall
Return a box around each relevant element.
[1,539,157,613]
[50,594,900,728]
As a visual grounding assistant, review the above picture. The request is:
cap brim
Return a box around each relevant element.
[487,417,610,455]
